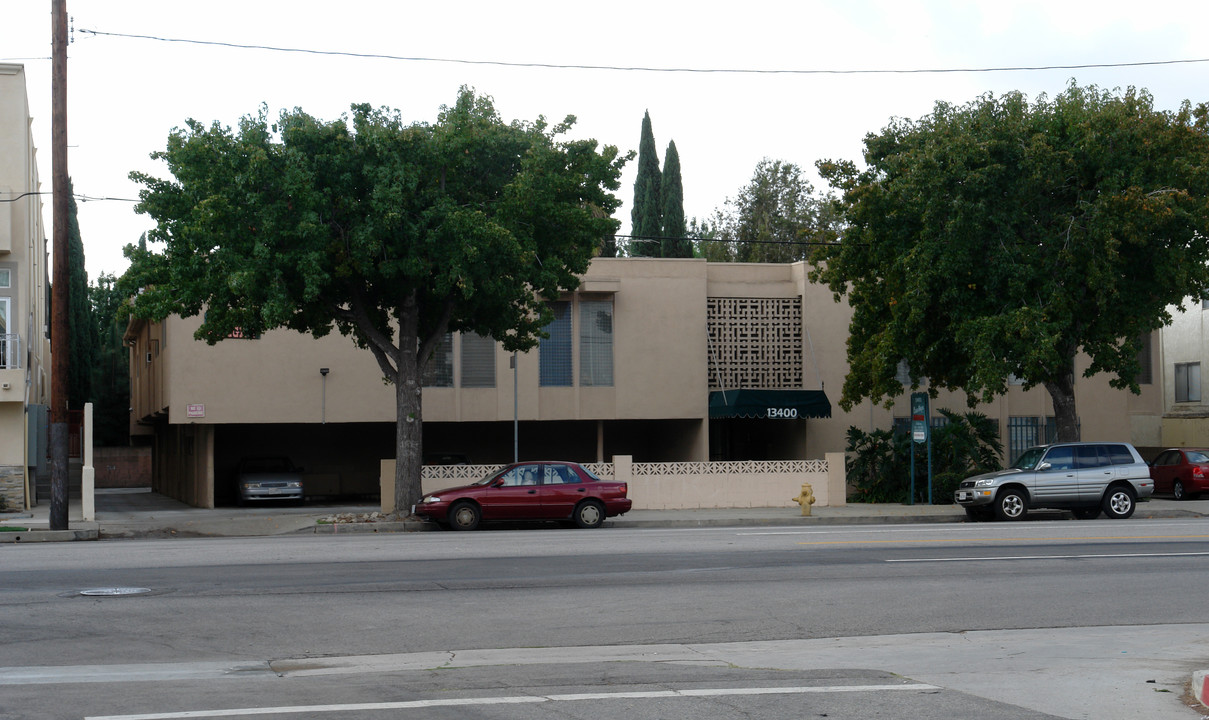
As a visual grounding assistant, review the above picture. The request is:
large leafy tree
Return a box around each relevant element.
[812,83,1209,441]
[711,159,837,263]
[120,88,628,512]
[630,110,662,256]
[660,140,691,258]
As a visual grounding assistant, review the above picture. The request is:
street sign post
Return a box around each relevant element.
[909,392,933,505]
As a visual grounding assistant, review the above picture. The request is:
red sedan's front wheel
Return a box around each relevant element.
[449,501,481,531]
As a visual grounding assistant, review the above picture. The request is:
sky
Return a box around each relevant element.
[3,0,1208,281]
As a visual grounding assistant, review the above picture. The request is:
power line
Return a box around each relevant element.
[0,191,137,203]
[615,234,843,247]
[77,28,1209,76]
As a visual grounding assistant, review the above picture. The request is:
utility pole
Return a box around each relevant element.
[49,0,70,530]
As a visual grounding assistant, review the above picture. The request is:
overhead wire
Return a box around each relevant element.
[76,28,1209,76]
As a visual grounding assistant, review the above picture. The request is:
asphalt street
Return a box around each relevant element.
[4,518,1209,719]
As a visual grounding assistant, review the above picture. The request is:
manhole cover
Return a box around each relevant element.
[79,587,153,597]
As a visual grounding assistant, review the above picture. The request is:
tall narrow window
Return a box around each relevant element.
[0,296,12,369]
[539,301,572,386]
[1176,362,1202,403]
[0,268,10,288]
[579,298,613,387]
[422,333,453,387]
[460,332,496,388]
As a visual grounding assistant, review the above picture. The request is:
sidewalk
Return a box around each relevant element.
[3,487,1208,542]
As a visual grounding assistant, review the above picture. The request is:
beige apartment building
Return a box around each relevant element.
[126,256,1163,508]
[0,64,52,511]
[1159,298,1209,447]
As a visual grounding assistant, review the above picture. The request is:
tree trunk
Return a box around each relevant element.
[1043,373,1080,443]
[392,299,423,515]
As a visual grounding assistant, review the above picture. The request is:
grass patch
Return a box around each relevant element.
[0,526,30,532]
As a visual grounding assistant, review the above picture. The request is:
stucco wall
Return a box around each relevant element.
[382,453,847,513]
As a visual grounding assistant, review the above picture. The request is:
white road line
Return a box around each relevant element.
[738,521,1209,537]
[888,551,1209,563]
[85,684,940,719]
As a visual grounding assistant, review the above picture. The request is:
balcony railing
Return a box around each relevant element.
[0,333,19,369]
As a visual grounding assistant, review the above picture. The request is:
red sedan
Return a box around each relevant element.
[414,461,632,530]
[1149,448,1209,500]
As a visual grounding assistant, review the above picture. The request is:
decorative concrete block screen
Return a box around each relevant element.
[401,453,846,512]
[707,297,803,389]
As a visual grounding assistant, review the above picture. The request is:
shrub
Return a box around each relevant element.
[846,410,1004,504]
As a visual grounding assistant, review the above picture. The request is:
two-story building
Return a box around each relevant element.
[0,63,52,511]
[126,256,1163,508]
[1160,298,1209,447]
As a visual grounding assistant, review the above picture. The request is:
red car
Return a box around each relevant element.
[1149,448,1209,500]
[415,461,632,530]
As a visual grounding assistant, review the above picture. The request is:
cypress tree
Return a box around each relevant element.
[630,111,662,256]
[66,179,95,410]
[660,140,690,258]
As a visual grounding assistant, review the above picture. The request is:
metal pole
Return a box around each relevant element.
[49,0,70,530]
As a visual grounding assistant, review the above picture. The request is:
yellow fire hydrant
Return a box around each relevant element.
[792,483,816,516]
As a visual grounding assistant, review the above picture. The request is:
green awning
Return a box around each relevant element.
[709,389,832,420]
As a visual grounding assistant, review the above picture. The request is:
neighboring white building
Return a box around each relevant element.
[1160,298,1209,448]
[0,63,52,510]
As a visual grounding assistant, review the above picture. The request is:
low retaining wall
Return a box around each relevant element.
[381,453,846,513]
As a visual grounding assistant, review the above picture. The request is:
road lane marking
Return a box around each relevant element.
[85,683,940,719]
[887,551,1209,563]
[793,534,1209,546]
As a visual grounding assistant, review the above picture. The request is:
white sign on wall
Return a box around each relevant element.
[186,404,205,418]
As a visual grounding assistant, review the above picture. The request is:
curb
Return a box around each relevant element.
[0,528,99,543]
[310,520,440,534]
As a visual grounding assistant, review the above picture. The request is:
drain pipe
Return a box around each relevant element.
[319,368,329,424]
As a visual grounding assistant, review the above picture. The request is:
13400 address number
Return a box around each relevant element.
[766,407,799,419]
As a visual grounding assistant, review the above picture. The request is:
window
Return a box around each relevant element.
[1075,445,1107,468]
[1008,416,1059,464]
[500,463,541,486]
[1175,362,1201,403]
[579,298,613,387]
[1042,446,1074,471]
[0,296,13,369]
[539,301,572,387]
[0,268,10,288]
[422,333,453,387]
[460,333,496,388]
[895,359,911,386]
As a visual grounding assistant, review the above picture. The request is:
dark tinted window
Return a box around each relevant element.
[1154,450,1179,466]
[1044,447,1075,471]
[1105,445,1135,466]
[1075,445,1107,468]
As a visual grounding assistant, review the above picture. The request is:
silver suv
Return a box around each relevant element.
[955,442,1153,521]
